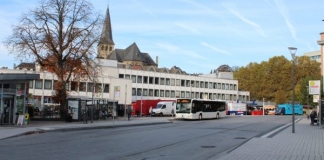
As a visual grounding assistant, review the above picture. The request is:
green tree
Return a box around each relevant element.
[234,55,321,105]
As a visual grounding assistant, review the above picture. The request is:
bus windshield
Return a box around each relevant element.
[176,99,191,113]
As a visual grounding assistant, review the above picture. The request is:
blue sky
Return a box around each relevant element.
[0,0,324,74]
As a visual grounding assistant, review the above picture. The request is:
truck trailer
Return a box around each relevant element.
[227,102,247,115]
[132,99,174,116]
[275,104,303,115]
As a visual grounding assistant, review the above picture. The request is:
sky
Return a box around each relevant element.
[0,0,324,74]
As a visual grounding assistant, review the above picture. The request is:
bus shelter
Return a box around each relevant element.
[67,96,118,121]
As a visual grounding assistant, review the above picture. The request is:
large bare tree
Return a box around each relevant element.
[4,0,102,119]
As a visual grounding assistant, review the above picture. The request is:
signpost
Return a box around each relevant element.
[309,80,323,127]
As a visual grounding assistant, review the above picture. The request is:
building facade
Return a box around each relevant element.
[1,6,250,120]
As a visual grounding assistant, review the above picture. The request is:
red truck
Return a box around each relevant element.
[132,99,174,116]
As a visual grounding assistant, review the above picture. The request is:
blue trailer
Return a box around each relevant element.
[275,104,303,115]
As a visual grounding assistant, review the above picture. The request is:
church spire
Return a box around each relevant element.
[99,7,114,45]
[97,6,115,59]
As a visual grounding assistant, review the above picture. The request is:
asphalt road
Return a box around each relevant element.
[0,115,298,160]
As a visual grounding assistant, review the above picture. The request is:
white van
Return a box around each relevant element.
[152,101,175,116]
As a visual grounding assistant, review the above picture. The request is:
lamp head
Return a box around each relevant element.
[288,47,297,59]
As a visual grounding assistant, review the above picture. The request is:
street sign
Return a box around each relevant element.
[309,80,320,95]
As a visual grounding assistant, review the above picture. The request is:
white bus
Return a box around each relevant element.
[175,98,226,120]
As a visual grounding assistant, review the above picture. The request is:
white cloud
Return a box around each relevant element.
[225,7,267,38]
[201,42,233,56]
[274,0,297,41]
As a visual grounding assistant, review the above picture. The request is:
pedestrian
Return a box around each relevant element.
[66,106,73,122]
[149,106,152,117]
[82,110,88,124]
[171,108,174,117]
[310,108,316,125]
[127,105,132,121]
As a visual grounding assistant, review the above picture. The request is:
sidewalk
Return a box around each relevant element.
[0,116,172,140]
[217,118,324,160]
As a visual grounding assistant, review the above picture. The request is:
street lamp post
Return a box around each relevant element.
[288,47,297,133]
[306,86,309,106]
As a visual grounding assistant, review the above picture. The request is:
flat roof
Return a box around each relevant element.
[0,73,40,81]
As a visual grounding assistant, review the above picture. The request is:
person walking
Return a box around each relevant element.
[310,108,316,125]
[127,105,132,121]
[66,106,73,122]
[82,110,88,124]
[171,108,175,118]
[149,106,152,117]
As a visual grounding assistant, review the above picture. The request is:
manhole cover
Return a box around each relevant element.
[234,137,247,139]
[201,146,216,148]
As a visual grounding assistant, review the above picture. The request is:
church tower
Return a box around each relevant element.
[97,7,115,59]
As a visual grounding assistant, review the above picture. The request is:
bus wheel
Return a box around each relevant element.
[199,114,202,120]
[216,113,219,119]
[159,113,163,117]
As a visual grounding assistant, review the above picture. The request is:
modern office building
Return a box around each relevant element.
[303,50,321,63]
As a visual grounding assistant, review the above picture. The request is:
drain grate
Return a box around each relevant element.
[201,146,216,148]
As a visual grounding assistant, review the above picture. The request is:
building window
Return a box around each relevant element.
[165,90,170,97]
[234,84,237,90]
[29,81,33,89]
[200,81,204,88]
[222,83,225,90]
[143,76,148,83]
[181,91,185,98]
[218,83,221,89]
[95,83,102,92]
[149,77,153,84]
[154,77,159,85]
[176,91,180,98]
[35,80,43,89]
[181,80,185,87]
[213,83,217,89]
[166,78,170,85]
[160,90,164,97]
[44,80,52,89]
[132,75,136,83]
[137,76,142,83]
[132,88,136,96]
[87,83,94,92]
[119,74,124,78]
[125,74,130,79]
[79,82,86,92]
[109,46,112,51]
[105,46,108,51]
[209,82,212,89]
[225,84,229,90]
[171,90,175,98]
[137,88,142,96]
[195,81,199,88]
[171,79,175,86]
[70,81,78,91]
[149,89,153,96]
[103,84,109,93]
[205,82,208,88]
[160,78,165,85]
[176,79,180,86]
[230,84,233,90]
[154,89,159,97]
[143,89,148,96]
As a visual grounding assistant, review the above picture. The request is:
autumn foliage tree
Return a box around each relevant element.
[234,55,320,105]
[4,0,102,119]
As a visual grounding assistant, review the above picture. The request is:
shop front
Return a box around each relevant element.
[0,73,39,125]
